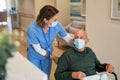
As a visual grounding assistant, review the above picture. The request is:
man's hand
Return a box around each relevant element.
[72,71,86,80]
[50,55,59,64]
[106,64,114,73]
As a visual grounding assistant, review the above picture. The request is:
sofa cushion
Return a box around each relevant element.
[68,26,79,34]
[68,33,74,38]
[71,21,85,30]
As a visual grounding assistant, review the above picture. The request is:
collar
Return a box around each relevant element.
[73,45,88,54]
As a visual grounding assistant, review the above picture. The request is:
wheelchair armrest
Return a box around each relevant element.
[111,72,118,80]
[95,63,107,72]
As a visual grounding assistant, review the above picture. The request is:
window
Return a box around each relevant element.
[0,0,6,11]
[70,0,85,21]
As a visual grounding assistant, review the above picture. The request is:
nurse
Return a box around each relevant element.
[27,5,71,80]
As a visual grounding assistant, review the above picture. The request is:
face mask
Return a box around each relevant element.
[73,39,85,49]
[49,21,58,27]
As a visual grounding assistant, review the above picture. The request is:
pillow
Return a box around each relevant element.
[68,26,78,34]
[71,21,85,30]
[68,33,74,38]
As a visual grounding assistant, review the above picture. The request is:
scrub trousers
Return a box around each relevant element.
[28,55,52,80]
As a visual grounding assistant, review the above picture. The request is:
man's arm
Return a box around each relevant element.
[54,53,73,80]
[95,63,114,73]
[54,52,86,80]
[95,63,108,72]
[95,57,114,72]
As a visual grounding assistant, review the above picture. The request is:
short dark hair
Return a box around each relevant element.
[36,5,59,28]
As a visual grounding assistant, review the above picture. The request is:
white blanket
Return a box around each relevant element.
[83,73,111,80]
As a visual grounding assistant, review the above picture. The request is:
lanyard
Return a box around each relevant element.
[42,28,51,48]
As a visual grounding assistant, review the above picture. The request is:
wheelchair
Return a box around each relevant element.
[110,72,118,80]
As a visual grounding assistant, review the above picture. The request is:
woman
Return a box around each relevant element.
[27,5,71,80]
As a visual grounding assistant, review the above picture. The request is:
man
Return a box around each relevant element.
[54,30,114,80]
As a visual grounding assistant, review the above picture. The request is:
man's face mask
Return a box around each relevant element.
[49,21,58,27]
[73,39,85,49]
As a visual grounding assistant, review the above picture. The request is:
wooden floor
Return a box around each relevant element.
[17,29,70,80]
[0,26,69,80]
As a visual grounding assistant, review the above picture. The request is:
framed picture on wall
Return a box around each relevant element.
[70,2,81,17]
[70,0,81,2]
[70,0,84,21]
[111,0,120,19]
[81,0,86,16]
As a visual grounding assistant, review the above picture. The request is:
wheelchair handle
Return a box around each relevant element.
[111,72,118,80]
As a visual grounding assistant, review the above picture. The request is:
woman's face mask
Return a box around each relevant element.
[73,39,85,49]
[49,21,58,27]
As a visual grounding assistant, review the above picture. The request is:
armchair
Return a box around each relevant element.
[56,21,85,47]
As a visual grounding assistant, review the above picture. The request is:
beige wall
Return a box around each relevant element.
[18,0,35,15]
[6,0,16,11]
[35,0,55,18]
[17,0,69,26]
[10,0,16,7]
[6,0,11,10]
[56,0,70,26]
[17,0,55,31]
[86,0,120,78]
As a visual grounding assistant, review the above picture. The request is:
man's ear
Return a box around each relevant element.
[85,39,89,45]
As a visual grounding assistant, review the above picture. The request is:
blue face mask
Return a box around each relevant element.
[73,39,85,49]
[49,21,58,27]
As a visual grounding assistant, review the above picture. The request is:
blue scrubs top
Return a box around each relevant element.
[27,21,67,60]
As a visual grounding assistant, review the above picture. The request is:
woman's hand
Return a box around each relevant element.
[50,55,59,64]
[45,52,48,57]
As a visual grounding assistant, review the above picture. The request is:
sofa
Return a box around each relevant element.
[56,21,86,47]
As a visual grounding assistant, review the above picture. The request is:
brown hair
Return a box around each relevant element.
[36,5,59,28]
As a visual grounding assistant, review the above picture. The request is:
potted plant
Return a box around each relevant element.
[0,30,19,80]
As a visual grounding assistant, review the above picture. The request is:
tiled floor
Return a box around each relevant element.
[17,29,69,80]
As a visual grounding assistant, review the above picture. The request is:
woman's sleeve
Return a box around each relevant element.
[27,28,39,44]
[32,44,46,56]
[58,23,73,46]
[27,28,46,56]
[58,22,67,37]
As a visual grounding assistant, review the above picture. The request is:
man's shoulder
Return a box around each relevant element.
[63,47,75,55]
[59,48,74,60]
[63,47,92,53]
[86,47,92,51]
[85,47,96,55]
